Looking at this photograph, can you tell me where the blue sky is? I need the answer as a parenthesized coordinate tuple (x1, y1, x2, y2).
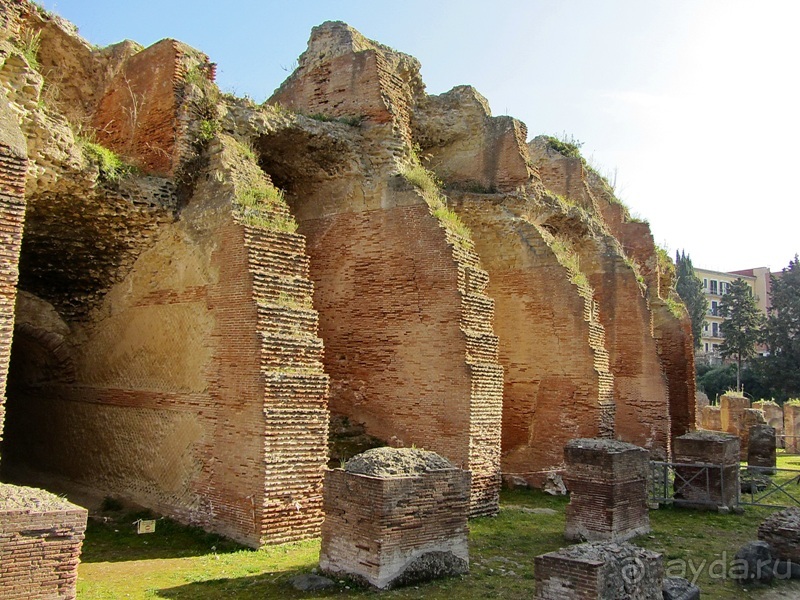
(40, 0, 800, 272)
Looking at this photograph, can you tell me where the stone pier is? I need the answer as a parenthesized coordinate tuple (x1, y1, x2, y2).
(563, 439, 650, 542)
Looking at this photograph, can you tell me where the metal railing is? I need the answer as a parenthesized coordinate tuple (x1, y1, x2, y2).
(740, 465, 800, 508)
(650, 461, 727, 508)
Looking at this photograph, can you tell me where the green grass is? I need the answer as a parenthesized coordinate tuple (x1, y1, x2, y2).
(400, 163, 472, 248)
(81, 140, 135, 182)
(234, 184, 298, 233)
(76, 484, 800, 599)
(18, 30, 41, 70)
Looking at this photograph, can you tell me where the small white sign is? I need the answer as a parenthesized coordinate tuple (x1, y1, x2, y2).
(137, 519, 156, 534)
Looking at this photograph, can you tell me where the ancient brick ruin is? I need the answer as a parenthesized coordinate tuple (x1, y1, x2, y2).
(0, 483, 87, 600)
(673, 431, 740, 509)
(534, 542, 664, 600)
(0, 3, 698, 546)
(563, 439, 650, 542)
(319, 448, 470, 589)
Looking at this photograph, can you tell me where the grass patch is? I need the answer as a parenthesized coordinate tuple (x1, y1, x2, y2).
(18, 29, 41, 70)
(400, 163, 472, 248)
(235, 184, 298, 233)
(665, 296, 685, 319)
(75, 486, 800, 599)
(546, 234, 591, 290)
(306, 113, 364, 127)
(81, 140, 135, 182)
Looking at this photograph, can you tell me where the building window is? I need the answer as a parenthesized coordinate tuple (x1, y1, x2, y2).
(722, 282, 729, 295)
(712, 322, 718, 337)
(711, 300, 718, 316)
(712, 343, 718, 351)
(703, 278, 708, 289)
(705, 343, 709, 352)
(710, 280, 718, 294)
(704, 322, 709, 332)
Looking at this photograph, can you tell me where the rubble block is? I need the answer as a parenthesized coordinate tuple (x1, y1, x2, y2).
(753, 401, 784, 446)
(701, 405, 722, 431)
(0, 484, 88, 600)
(319, 448, 470, 589)
(785, 404, 800, 454)
(563, 439, 650, 542)
(739, 408, 766, 459)
(720, 394, 750, 434)
(673, 431, 739, 509)
(534, 541, 664, 600)
(747, 425, 776, 471)
(758, 508, 800, 563)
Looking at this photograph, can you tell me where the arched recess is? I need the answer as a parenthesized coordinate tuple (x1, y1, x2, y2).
(1, 292, 76, 480)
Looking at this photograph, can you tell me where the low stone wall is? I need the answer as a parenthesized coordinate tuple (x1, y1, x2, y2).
(785, 404, 800, 453)
(720, 394, 750, 435)
(319, 448, 470, 589)
(563, 439, 650, 542)
(0, 484, 87, 600)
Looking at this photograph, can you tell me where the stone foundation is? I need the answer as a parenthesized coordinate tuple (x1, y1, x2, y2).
(534, 542, 664, 600)
(319, 448, 470, 589)
(747, 425, 776, 471)
(0, 484, 87, 600)
(563, 439, 650, 542)
(673, 431, 739, 509)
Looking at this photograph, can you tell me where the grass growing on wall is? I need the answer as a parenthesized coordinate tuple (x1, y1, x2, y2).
(234, 184, 298, 233)
(80, 139, 135, 182)
(400, 163, 472, 246)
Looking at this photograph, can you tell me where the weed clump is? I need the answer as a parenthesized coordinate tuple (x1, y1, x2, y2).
(81, 140, 135, 182)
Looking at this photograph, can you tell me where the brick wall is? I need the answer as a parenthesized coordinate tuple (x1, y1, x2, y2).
(456, 198, 614, 485)
(0, 483, 87, 600)
(720, 394, 750, 434)
(320, 467, 470, 589)
(301, 201, 501, 515)
(7, 186, 328, 546)
(92, 40, 194, 175)
(702, 406, 722, 431)
(0, 112, 27, 462)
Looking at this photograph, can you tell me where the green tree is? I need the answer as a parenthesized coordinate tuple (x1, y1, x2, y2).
(719, 277, 765, 392)
(763, 256, 800, 400)
(675, 250, 708, 348)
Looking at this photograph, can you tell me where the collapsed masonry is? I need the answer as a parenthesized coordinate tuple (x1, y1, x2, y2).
(0, 2, 696, 546)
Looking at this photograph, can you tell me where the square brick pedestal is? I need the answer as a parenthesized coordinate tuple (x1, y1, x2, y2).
(319, 465, 470, 589)
(563, 439, 650, 542)
(0, 484, 88, 600)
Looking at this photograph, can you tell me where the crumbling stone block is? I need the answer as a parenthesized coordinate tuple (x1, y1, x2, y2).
(673, 431, 739, 509)
(319, 448, 470, 589)
(563, 439, 650, 542)
(758, 507, 800, 563)
(739, 408, 766, 459)
(534, 541, 664, 599)
(701, 405, 722, 431)
(720, 393, 750, 434)
(785, 404, 800, 453)
(0, 484, 87, 600)
(748, 425, 776, 471)
(753, 400, 784, 446)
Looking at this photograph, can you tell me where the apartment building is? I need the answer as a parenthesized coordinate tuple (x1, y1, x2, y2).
(694, 266, 771, 359)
